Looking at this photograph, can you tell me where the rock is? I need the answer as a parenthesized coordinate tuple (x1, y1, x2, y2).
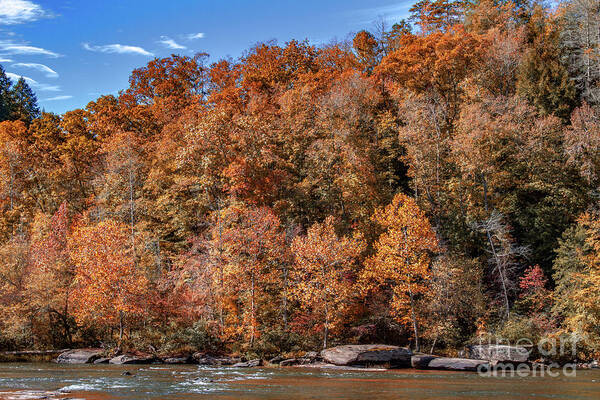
(193, 353, 241, 366)
(466, 344, 529, 364)
(93, 357, 110, 364)
(122, 371, 133, 376)
(320, 344, 412, 367)
(426, 357, 489, 371)
(280, 358, 300, 367)
(590, 360, 599, 369)
(232, 359, 262, 368)
(268, 355, 284, 364)
(411, 355, 439, 369)
(55, 349, 103, 364)
(304, 351, 318, 359)
(109, 354, 155, 364)
(163, 355, 193, 364)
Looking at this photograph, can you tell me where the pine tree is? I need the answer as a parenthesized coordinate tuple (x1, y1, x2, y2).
(0, 65, 14, 122)
(11, 77, 40, 123)
(517, 6, 578, 121)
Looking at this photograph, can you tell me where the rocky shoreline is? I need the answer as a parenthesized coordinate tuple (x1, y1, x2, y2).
(50, 344, 599, 371)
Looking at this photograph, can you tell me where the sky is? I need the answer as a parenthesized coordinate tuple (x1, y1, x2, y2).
(0, 0, 413, 114)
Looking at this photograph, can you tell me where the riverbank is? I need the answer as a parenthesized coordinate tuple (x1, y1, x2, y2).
(1, 362, 599, 400)
(4, 344, 593, 372)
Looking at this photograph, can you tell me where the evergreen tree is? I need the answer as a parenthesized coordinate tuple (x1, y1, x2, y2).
(0, 65, 14, 122)
(517, 6, 578, 121)
(11, 77, 40, 123)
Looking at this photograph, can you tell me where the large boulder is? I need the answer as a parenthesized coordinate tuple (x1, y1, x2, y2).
(411, 354, 439, 369)
(232, 359, 262, 368)
(192, 353, 241, 366)
(163, 355, 193, 364)
(426, 357, 489, 371)
(280, 358, 300, 367)
(109, 354, 156, 364)
(466, 345, 529, 364)
(55, 349, 103, 364)
(320, 345, 412, 367)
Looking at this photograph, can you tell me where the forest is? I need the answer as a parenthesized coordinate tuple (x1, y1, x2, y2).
(0, 0, 599, 362)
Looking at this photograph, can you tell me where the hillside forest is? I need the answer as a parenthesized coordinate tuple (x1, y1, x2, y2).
(1, 0, 600, 360)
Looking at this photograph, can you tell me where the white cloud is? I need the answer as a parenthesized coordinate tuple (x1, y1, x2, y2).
(42, 95, 72, 101)
(351, 3, 412, 25)
(158, 36, 186, 50)
(186, 32, 205, 40)
(0, 57, 11, 62)
(12, 62, 58, 78)
(6, 71, 34, 84)
(83, 43, 153, 57)
(0, 41, 60, 57)
(6, 71, 60, 91)
(0, 0, 50, 25)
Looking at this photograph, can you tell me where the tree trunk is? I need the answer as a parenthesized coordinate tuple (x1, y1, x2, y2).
(250, 272, 255, 346)
(282, 266, 288, 331)
(323, 298, 329, 350)
(119, 311, 124, 344)
(409, 289, 420, 352)
(128, 164, 136, 258)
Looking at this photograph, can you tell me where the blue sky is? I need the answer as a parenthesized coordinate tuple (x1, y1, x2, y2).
(0, 0, 412, 114)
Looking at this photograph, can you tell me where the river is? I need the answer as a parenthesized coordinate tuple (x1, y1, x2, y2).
(0, 363, 598, 399)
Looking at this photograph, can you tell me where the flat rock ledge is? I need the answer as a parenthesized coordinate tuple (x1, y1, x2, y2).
(233, 359, 262, 368)
(55, 348, 103, 364)
(320, 344, 412, 367)
(413, 355, 490, 371)
(109, 354, 156, 364)
(465, 344, 530, 364)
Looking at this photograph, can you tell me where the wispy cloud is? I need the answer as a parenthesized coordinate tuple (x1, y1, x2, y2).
(42, 94, 72, 101)
(350, 2, 412, 25)
(0, 40, 60, 57)
(83, 42, 153, 56)
(0, 0, 51, 25)
(186, 32, 205, 40)
(12, 62, 58, 78)
(0, 57, 11, 62)
(158, 36, 186, 50)
(6, 71, 60, 91)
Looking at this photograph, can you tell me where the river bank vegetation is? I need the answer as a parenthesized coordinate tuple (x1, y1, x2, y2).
(1, 0, 600, 362)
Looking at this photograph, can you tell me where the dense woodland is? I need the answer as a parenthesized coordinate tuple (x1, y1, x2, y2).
(1, 0, 600, 360)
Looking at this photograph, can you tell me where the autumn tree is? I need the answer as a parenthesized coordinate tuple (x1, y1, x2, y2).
(69, 219, 148, 343)
(426, 254, 486, 352)
(27, 203, 75, 346)
(361, 193, 439, 351)
(291, 216, 365, 349)
(561, 0, 600, 104)
(218, 205, 285, 346)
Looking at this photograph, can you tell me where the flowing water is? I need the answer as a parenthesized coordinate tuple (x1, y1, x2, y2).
(0, 363, 598, 399)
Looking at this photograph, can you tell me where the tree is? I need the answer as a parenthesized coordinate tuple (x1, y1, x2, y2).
(353, 30, 380, 73)
(218, 205, 285, 346)
(69, 219, 148, 343)
(516, 265, 553, 333)
(0, 65, 14, 122)
(10, 77, 40, 123)
(561, 0, 600, 104)
(409, 0, 464, 34)
(27, 203, 75, 346)
(427, 254, 486, 352)
(291, 216, 365, 349)
(361, 193, 439, 351)
(565, 103, 600, 187)
(552, 213, 600, 355)
(517, 6, 578, 121)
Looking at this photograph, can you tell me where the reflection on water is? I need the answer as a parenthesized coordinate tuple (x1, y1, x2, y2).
(0, 363, 598, 399)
